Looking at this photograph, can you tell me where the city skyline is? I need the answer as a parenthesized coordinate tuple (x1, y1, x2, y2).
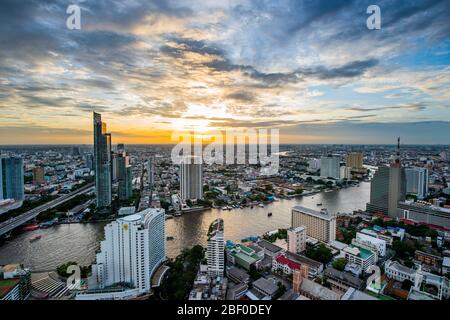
(1, 0, 449, 145)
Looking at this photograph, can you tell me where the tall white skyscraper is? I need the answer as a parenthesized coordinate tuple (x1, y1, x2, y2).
(93, 112, 112, 210)
(89, 208, 166, 294)
(405, 167, 429, 199)
(180, 156, 203, 201)
(207, 219, 224, 278)
(320, 156, 341, 179)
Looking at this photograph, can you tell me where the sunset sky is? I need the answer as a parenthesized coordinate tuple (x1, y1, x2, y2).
(0, 0, 449, 145)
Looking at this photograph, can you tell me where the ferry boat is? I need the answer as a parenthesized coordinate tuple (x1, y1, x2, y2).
(258, 204, 264, 208)
(23, 224, 40, 231)
(317, 203, 323, 207)
(166, 236, 174, 241)
(267, 212, 273, 217)
(29, 235, 42, 242)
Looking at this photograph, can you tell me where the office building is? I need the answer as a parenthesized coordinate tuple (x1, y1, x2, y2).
(340, 166, 352, 180)
(93, 112, 112, 210)
(207, 219, 225, 278)
(32, 166, 45, 185)
(320, 156, 340, 179)
(343, 245, 376, 274)
(346, 152, 363, 170)
(405, 167, 429, 199)
(180, 156, 203, 201)
(0, 157, 24, 202)
(287, 226, 306, 254)
(117, 152, 133, 201)
(355, 232, 386, 257)
(88, 208, 166, 295)
(307, 159, 321, 172)
(367, 138, 406, 217)
(291, 206, 336, 243)
(397, 200, 450, 229)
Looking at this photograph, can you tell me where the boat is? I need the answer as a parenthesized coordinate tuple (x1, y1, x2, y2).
(165, 215, 174, 220)
(166, 236, 174, 241)
(29, 235, 42, 242)
(267, 212, 273, 217)
(258, 204, 264, 208)
(23, 224, 40, 231)
(317, 203, 323, 207)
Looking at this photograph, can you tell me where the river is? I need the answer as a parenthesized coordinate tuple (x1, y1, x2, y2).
(0, 182, 370, 271)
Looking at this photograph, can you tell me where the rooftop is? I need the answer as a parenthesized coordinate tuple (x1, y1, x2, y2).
(0, 278, 20, 299)
(275, 255, 301, 270)
(252, 277, 278, 296)
(257, 240, 283, 254)
(345, 245, 374, 260)
(292, 205, 335, 221)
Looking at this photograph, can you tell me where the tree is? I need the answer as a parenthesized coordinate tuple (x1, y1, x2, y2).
(305, 244, 333, 264)
(332, 258, 347, 271)
(401, 279, 414, 291)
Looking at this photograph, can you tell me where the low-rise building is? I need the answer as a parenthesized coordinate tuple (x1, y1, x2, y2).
(343, 245, 376, 274)
(324, 268, 364, 292)
(287, 226, 306, 254)
(272, 255, 301, 275)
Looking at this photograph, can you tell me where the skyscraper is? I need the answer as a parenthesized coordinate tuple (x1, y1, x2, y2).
(320, 155, 341, 179)
(88, 208, 166, 294)
(32, 166, 45, 185)
(118, 152, 133, 201)
(405, 167, 429, 199)
(180, 156, 203, 201)
(207, 219, 224, 278)
(93, 112, 112, 210)
(291, 206, 336, 243)
(346, 152, 363, 170)
(367, 138, 406, 217)
(0, 157, 24, 202)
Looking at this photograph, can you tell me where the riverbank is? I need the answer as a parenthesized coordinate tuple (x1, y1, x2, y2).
(0, 182, 371, 271)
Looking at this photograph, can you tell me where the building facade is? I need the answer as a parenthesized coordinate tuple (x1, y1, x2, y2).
(287, 226, 306, 254)
(405, 167, 429, 199)
(291, 206, 336, 243)
(89, 208, 166, 295)
(117, 152, 133, 201)
(93, 112, 112, 210)
(207, 219, 225, 278)
(320, 156, 340, 179)
(180, 156, 203, 201)
(0, 157, 24, 202)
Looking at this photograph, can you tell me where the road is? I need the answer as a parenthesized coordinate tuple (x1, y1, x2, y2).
(0, 183, 95, 236)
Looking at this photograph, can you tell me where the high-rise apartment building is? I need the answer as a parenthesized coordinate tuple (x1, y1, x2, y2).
(320, 156, 341, 179)
(287, 226, 306, 254)
(367, 138, 406, 217)
(32, 166, 45, 185)
(89, 208, 166, 294)
(346, 152, 363, 169)
(118, 152, 133, 201)
(207, 219, 225, 278)
(93, 112, 112, 210)
(405, 167, 429, 199)
(291, 206, 336, 243)
(0, 157, 24, 202)
(180, 156, 203, 201)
